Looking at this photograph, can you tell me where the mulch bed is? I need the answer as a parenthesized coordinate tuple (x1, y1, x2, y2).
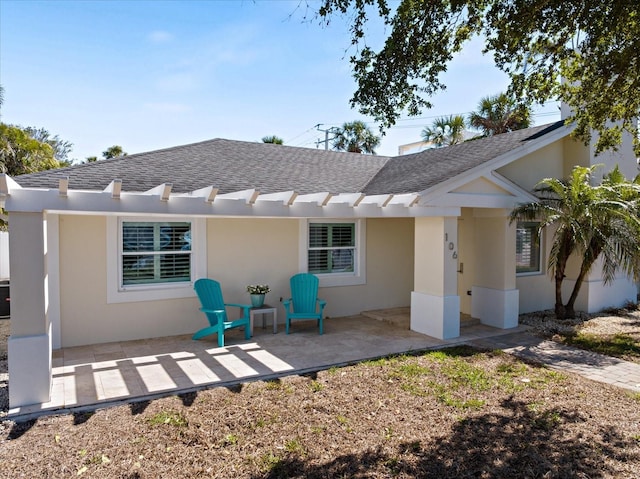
(1, 346, 638, 478)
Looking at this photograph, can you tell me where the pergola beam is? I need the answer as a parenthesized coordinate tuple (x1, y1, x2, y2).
(103, 179, 122, 199)
(144, 183, 172, 201)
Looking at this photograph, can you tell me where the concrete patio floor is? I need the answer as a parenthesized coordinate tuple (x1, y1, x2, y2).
(9, 312, 528, 419)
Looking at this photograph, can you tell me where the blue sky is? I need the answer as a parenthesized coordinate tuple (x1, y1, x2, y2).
(1, 0, 560, 161)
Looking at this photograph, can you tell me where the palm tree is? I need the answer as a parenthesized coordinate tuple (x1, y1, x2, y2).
(421, 115, 466, 147)
(510, 165, 640, 319)
(102, 145, 127, 159)
(469, 93, 532, 136)
(332, 120, 380, 154)
(262, 135, 284, 145)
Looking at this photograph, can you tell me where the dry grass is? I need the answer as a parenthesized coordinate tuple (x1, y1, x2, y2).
(520, 305, 640, 363)
(1, 316, 639, 477)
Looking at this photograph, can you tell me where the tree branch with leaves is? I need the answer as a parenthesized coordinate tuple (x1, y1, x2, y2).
(317, 0, 640, 153)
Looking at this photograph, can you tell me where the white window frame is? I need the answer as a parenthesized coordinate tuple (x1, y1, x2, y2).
(106, 216, 206, 303)
(299, 219, 366, 287)
(516, 221, 543, 276)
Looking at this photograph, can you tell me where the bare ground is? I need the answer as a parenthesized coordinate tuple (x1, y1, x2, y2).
(0, 315, 639, 478)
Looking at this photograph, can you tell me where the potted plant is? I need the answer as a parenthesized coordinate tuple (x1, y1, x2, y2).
(246, 284, 270, 307)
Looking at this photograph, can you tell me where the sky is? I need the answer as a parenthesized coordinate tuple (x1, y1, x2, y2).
(0, 0, 561, 162)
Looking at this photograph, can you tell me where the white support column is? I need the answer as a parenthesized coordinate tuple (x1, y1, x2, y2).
(8, 212, 52, 407)
(411, 217, 460, 339)
(46, 214, 61, 349)
(471, 210, 519, 329)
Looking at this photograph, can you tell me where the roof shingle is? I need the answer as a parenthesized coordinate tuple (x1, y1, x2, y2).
(15, 121, 566, 195)
(362, 121, 566, 194)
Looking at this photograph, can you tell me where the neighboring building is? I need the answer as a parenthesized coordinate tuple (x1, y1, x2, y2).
(398, 140, 433, 155)
(398, 131, 477, 155)
(2, 114, 637, 408)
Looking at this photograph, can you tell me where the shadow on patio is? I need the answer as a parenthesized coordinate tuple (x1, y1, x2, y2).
(8, 311, 528, 419)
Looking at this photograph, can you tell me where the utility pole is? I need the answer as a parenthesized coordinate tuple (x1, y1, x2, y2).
(315, 124, 338, 150)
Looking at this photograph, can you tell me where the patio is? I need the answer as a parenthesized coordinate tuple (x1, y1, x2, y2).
(8, 310, 527, 419)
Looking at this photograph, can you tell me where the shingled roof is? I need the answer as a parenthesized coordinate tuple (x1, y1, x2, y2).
(362, 121, 566, 195)
(14, 140, 392, 195)
(15, 121, 566, 195)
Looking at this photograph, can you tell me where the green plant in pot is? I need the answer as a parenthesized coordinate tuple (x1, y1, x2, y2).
(247, 284, 270, 307)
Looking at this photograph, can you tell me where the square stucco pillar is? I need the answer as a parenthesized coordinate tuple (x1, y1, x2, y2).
(470, 211, 519, 329)
(411, 217, 460, 339)
(8, 212, 52, 408)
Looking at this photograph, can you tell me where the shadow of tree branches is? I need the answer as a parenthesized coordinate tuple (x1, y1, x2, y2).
(252, 397, 637, 478)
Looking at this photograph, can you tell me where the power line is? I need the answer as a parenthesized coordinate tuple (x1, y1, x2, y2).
(285, 125, 317, 145)
(291, 104, 562, 149)
(314, 124, 339, 150)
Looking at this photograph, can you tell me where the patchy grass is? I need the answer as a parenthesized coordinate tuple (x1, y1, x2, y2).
(147, 410, 188, 428)
(521, 305, 640, 363)
(563, 332, 640, 359)
(1, 346, 637, 478)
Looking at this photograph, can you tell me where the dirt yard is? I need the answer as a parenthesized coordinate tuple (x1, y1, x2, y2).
(0, 312, 639, 478)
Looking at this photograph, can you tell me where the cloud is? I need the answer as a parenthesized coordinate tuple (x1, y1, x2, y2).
(148, 30, 174, 44)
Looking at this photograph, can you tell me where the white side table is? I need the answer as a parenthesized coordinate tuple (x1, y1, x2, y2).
(249, 304, 278, 334)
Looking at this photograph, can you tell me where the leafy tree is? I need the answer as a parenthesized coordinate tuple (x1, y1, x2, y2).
(332, 120, 381, 154)
(510, 165, 640, 319)
(262, 135, 284, 144)
(317, 0, 640, 153)
(469, 93, 531, 137)
(0, 123, 61, 176)
(85, 156, 98, 163)
(102, 145, 127, 159)
(421, 115, 466, 147)
(23, 126, 73, 166)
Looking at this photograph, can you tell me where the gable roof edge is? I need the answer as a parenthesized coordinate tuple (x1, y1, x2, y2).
(417, 123, 574, 200)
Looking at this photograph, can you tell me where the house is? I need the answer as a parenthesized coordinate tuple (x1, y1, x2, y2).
(2, 114, 638, 409)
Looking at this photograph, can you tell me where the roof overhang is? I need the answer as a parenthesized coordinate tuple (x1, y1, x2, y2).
(0, 175, 461, 219)
(419, 171, 539, 209)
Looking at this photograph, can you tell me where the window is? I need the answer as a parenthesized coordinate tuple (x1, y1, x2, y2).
(300, 219, 366, 287)
(122, 222, 192, 285)
(308, 223, 355, 274)
(106, 217, 206, 303)
(516, 222, 541, 274)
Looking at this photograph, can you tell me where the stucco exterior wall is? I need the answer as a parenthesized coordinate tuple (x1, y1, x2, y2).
(206, 217, 413, 318)
(324, 218, 414, 316)
(500, 135, 635, 192)
(58, 215, 204, 347)
(497, 141, 564, 192)
(472, 213, 516, 291)
(586, 129, 638, 181)
(0, 230, 9, 280)
(516, 222, 638, 314)
(456, 209, 476, 314)
(205, 218, 299, 313)
(562, 136, 591, 174)
(57, 215, 414, 347)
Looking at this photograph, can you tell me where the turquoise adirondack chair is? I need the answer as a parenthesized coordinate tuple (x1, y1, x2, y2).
(193, 278, 251, 347)
(283, 273, 327, 334)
